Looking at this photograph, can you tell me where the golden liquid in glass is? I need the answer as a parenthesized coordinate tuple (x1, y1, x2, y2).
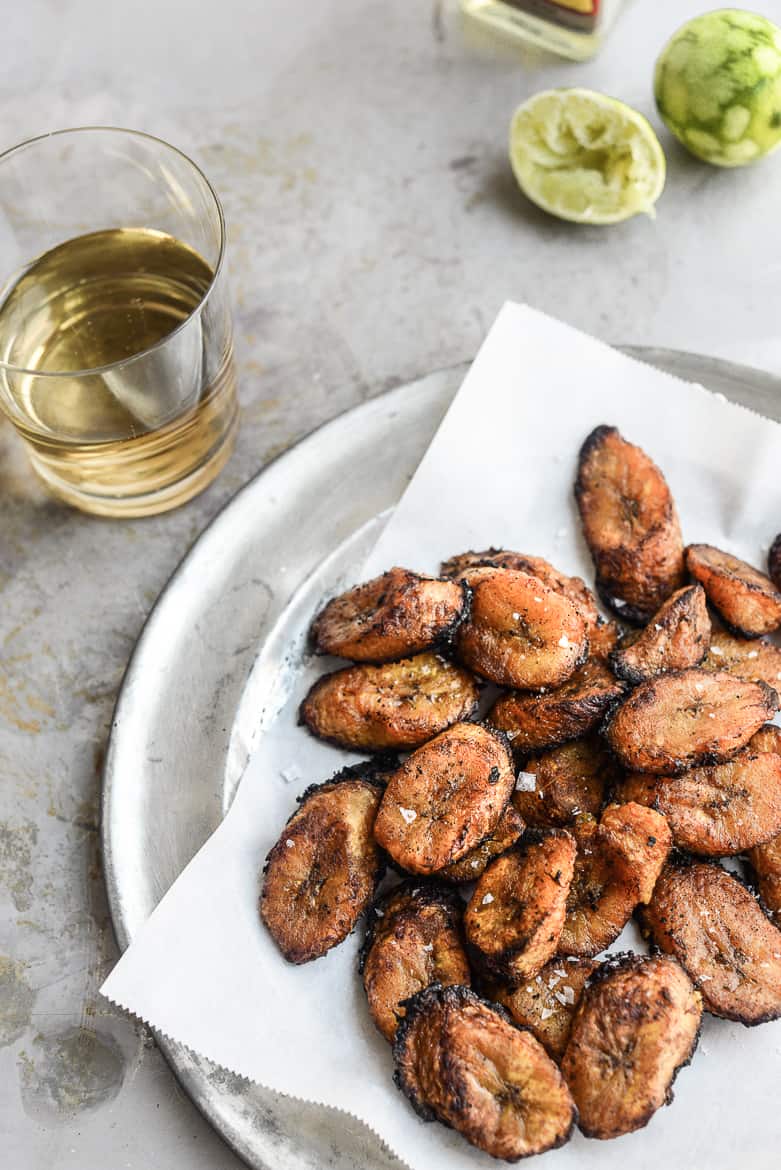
(0, 227, 237, 516)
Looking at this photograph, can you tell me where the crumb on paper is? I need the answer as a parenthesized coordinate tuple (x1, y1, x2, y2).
(280, 765, 302, 785)
(516, 772, 537, 792)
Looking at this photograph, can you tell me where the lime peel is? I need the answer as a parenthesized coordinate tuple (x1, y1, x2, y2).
(509, 88, 666, 225)
(655, 9, 781, 167)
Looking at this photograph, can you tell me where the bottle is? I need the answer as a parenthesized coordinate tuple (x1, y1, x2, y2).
(461, 0, 624, 62)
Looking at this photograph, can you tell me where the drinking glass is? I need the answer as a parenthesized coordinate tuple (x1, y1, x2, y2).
(0, 127, 238, 517)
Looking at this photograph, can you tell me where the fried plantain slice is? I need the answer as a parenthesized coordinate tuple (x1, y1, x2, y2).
(464, 831, 576, 984)
(441, 548, 600, 630)
(748, 834, 781, 924)
(311, 567, 468, 662)
(511, 736, 617, 828)
(393, 984, 576, 1159)
(616, 750, 781, 857)
(559, 804, 671, 957)
(749, 722, 781, 753)
(610, 585, 711, 685)
(260, 766, 386, 963)
(455, 569, 588, 690)
(361, 881, 470, 1042)
(587, 619, 622, 661)
(604, 668, 779, 775)
(373, 722, 515, 875)
(770, 534, 781, 592)
(437, 803, 526, 883)
(490, 957, 598, 1061)
(702, 629, 781, 690)
(490, 655, 626, 754)
(300, 652, 480, 751)
(575, 425, 685, 624)
(561, 953, 701, 1140)
(686, 544, 781, 638)
(640, 861, 781, 1025)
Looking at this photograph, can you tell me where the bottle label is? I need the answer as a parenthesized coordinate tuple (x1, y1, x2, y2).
(503, 0, 600, 32)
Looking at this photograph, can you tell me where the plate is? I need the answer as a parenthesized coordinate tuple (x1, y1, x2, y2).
(102, 350, 781, 1170)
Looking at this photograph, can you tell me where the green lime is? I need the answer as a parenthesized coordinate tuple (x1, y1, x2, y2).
(509, 88, 666, 225)
(655, 9, 781, 166)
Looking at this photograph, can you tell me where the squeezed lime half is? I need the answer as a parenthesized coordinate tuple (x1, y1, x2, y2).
(655, 9, 781, 167)
(509, 88, 666, 225)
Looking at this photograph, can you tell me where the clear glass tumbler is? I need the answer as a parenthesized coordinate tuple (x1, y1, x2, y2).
(0, 127, 238, 517)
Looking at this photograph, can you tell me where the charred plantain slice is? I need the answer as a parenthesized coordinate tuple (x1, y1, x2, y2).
(311, 567, 468, 663)
(561, 953, 701, 1140)
(748, 833, 781, 924)
(490, 656, 626, 755)
(686, 543, 781, 638)
(640, 861, 781, 1025)
(604, 668, 779, 775)
(455, 569, 588, 690)
(438, 803, 526, 883)
(260, 766, 386, 963)
(464, 831, 576, 984)
(575, 425, 685, 623)
(559, 804, 671, 957)
(512, 735, 617, 828)
(769, 534, 781, 592)
(393, 984, 576, 1159)
(361, 881, 470, 1043)
(610, 585, 711, 685)
(490, 957, 598, 1062)
(617, 749, 781, 857)
(300, 652, 480, 751)
(441, 548, 600, 630)
(373, 722, 515, 875)
(702, 629, 781, 690)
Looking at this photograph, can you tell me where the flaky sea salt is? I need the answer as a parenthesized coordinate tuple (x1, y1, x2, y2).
(540, 1007, 555, 1020)
(482, 893, 494, 906)
(710, 645, 724, 656)
(516, 772, 536, 792)
(558, 635, 572, 649)
(285, 839, 295, 848)
(399, 807, 417, 824)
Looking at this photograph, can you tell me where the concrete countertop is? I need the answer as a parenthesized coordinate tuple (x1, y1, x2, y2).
(2, 2, 780, 1167)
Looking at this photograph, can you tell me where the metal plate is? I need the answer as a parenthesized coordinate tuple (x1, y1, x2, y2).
(103, 350, 780, 1170)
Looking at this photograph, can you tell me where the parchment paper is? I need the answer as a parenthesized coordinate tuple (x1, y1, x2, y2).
(103, 303, 781, 1170)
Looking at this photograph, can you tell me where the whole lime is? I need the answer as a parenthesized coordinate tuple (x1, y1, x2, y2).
(654, 9, 781, 166)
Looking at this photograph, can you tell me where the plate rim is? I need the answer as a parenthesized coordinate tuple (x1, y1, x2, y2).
(101, 346, 781, 1170)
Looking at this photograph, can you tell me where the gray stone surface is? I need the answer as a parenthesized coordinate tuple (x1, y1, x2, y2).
(1, 2, 780, 1168)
